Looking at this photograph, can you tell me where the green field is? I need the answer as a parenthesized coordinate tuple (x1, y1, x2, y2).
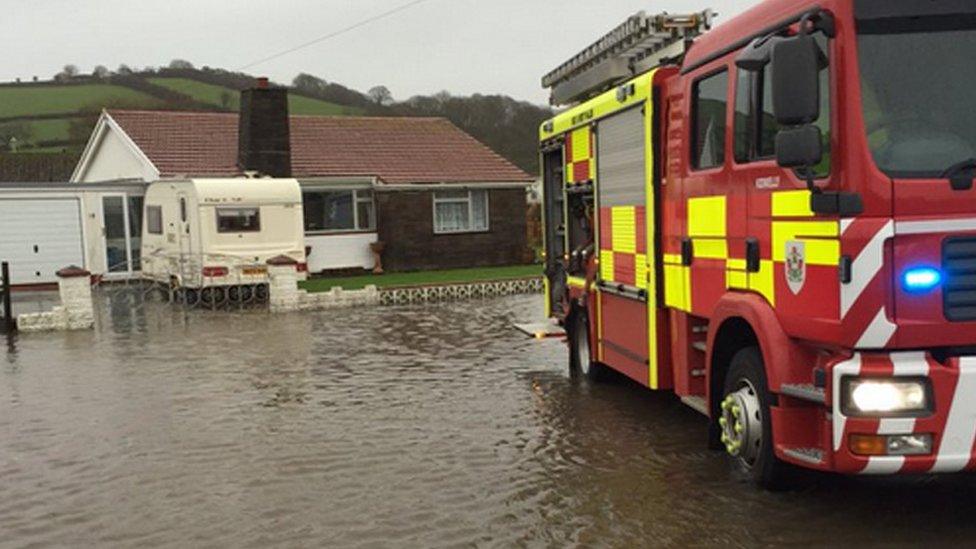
(149, 77, 362, 115)
(148, 77, 240, 109)
(300, 264, 542, 292)
(288, 94, 361, 116)
(0, 84, 161, 118)
(0, 117, 88, 148)
(27, 117, 85, 143)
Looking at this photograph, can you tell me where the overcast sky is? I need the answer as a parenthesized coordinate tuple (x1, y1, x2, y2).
(5, 0, 757, 105)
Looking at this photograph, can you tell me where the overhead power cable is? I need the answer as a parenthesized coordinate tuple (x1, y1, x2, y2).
(237, 0, 432, 70)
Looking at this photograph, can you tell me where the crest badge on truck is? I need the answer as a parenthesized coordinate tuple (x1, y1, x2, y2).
(785, 240, 806, 295)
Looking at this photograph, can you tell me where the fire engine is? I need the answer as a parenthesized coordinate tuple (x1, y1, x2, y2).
(539, 0, 976, 487)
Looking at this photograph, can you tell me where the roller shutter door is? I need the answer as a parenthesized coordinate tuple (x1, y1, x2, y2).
(0, 198, 85, 284)
(597, 107, 647, 206)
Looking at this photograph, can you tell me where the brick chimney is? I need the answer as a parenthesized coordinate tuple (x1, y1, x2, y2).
(238, 77, 292, 177)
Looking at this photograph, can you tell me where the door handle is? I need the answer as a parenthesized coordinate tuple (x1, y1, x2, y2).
(681, 238, 693, 266)
(746, 238, 760, 273)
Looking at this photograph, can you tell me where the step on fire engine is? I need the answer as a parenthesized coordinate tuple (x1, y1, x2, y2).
(540, 0, 976, 486)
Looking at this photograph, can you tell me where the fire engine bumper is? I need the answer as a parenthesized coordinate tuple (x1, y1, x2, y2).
(827, 352, 976, 475)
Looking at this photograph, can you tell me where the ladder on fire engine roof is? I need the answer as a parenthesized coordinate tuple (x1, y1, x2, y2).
(542, 9, 716, 106)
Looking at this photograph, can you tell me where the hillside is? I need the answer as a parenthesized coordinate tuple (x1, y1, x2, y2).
(0, 65, 551, 180)
(0, 69, 359, 155)
(147, 78, 363, 116)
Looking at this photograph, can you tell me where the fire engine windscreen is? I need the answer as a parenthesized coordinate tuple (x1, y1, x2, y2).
(856, 9, 976, 178)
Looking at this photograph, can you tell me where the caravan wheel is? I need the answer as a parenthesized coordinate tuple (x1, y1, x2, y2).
(201, 287, 226, 306)
(181, 288, 200, 306)
(239, 285, 255, 303)
(254, 284, 269, 302)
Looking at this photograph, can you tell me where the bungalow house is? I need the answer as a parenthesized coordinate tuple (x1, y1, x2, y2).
(70, 82, 534, 275)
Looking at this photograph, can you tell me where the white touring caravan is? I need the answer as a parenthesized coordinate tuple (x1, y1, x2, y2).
(141, 178, 306, 303)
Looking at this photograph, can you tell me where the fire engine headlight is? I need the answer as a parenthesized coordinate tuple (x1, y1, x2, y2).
(842, 378, 931, 416)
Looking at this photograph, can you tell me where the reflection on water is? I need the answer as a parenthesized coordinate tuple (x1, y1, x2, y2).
(2, 292, 976, 547)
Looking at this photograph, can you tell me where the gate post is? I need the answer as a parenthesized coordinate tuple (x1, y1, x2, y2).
(1, 261, 12, 333)
(56, 266, 94, 330)
(267, 255, 301, 313)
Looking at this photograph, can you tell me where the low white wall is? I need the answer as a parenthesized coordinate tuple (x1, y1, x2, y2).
(305, 232, 377, 272)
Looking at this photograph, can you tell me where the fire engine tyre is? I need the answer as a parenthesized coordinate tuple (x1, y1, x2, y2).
(569, 311, 606, 382)
(721, 347, 789, 489)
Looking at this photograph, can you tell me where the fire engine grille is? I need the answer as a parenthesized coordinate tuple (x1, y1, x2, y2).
(943, 237, 976, 321)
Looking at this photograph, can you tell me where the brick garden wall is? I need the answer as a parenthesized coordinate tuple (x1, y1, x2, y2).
(376, 188, 528, 272)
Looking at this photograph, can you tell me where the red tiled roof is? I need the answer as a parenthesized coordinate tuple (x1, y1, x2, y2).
(106, 110, 533, 184)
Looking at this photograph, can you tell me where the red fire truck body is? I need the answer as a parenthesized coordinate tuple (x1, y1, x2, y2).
(540, 0, 976, 484)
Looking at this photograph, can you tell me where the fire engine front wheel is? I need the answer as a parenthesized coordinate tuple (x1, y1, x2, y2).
(569, 311, 605, 381)
(720, 347, 788, 489)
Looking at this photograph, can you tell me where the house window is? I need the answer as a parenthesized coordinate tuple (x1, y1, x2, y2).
(146, 205, 163, 235)
(216, 207, 261, 233)
(302, 190, 375, 233)
(433, 190, 489, 234)
(691, 70, 729, 170)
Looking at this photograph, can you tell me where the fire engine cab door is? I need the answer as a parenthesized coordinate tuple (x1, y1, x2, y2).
(595, 106, 654, 386)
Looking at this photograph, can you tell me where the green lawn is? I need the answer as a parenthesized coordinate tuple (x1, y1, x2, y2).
(300, 264, 542, 292)
(148, 77, 362, 115)
(0, 84, 161, 117)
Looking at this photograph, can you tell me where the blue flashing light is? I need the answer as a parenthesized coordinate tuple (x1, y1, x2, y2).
(903, 267, 942, 293)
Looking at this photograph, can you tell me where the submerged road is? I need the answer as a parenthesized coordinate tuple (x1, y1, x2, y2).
(1, 292, 975, 547)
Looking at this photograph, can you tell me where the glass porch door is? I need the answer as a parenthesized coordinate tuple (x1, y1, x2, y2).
(101, 194, 144, 277)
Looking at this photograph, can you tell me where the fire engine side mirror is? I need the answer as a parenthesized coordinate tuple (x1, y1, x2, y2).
(735, 35, 783, 72)
(776, 125, 822, 169)
(770, 34, 820, 126)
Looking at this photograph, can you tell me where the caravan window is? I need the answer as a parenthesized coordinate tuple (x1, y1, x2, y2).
(146, 205, 163, 235)
(216, 207, 261, 233)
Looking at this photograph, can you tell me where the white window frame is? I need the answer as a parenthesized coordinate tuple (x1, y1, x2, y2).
(303, 189, 376, 234)
(432, 189, 490, 234)
(354, 190, 375, 232)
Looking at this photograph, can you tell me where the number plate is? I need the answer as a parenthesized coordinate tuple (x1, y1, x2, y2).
(242, 266, 267, 276)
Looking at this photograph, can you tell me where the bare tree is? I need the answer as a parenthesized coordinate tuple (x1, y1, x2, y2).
(116, 64, 133, 75)
(292, 73, 327, 93)
(433, 90, 452, 104)
(93, 65, 111, 79)
(168, 59, 194, 70)
(368, 85, 394, 106)
(55, 64, 79, 82)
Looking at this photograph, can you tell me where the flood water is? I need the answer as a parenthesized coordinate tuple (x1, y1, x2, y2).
(3, 292, 976, 547)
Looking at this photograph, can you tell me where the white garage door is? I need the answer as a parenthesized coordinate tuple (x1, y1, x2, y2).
(0, 198, 85, 285)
